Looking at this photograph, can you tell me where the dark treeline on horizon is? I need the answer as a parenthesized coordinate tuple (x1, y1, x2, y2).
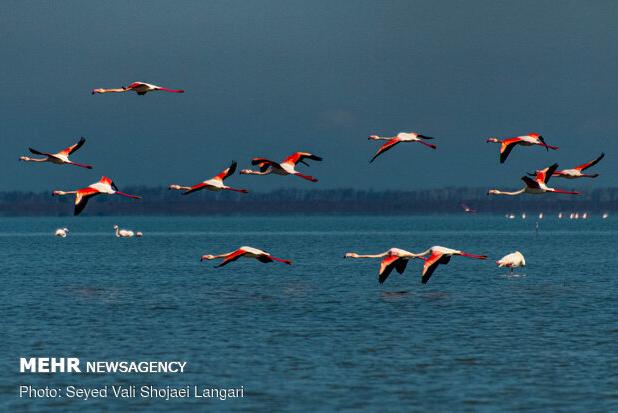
(1, 187, 617, 216)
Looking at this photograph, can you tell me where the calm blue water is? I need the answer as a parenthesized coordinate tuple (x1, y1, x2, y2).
(1, 216, 617, 412)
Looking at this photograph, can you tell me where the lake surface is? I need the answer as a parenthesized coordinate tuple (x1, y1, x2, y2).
(1, 215, 617, 412)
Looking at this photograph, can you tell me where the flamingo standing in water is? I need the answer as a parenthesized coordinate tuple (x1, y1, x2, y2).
(201, 246, 292, 267)
(344, 248, 425, 284)
(486, 133, 558, 163)
(240, 152, 322, 182)
(169, 161, 248, 195)
(368, 132, 436, 163)
(52, 176, 141, 215)
(19, 137, 92, 169)
(92, 82, 184, 95)
(415, 246, 488, 284)
(540, 153, 604, 179)
(496, 251, 526, 272)
(487, 164, 580, 196)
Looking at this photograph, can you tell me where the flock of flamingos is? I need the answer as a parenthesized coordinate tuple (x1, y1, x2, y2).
(19, 81, 607, 284)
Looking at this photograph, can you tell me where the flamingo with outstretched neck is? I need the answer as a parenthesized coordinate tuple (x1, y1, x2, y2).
(533, 153, 605, 179)
(486, 133, 558, 163)
(19, 137, 92, 169)
(169, 161, 248, 194)
(92, 81, 184, 95)
(344, 248, 425, 284)
(368, 132, 436, 163)
(240, 152, 322, 182)
(52, 176, 141, 215)
(201, 246, 292, 267)
(488, 164, 580, 196)
(415, 246, 488, 284)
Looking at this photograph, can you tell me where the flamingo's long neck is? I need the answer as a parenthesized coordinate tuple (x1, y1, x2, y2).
(415, 249, 434, 257)
(210, 251, 235, 259)
(169, 185, 192, 191)
(241, 169, 270, 176)
(493, 188, 526, 196)
(20, 156, 47, 162)
(345, 252, 388, 259)
(53, 190, 77, 196)
(95, 88, 128, 94)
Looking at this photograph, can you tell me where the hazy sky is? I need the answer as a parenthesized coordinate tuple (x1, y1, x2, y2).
(1, 0, 616, 192)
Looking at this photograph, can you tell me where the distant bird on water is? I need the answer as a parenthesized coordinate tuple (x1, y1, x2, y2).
(414, 246, 488, 284)
(92, 81, 184, 95)
(113, 225, 135, 238)
(535, 153, 604, 179)
(240, 152, 322, 182)
(169, 161, 248, 195)
(486, 133, 558, 163)
(19, 137, 92, 169)
(201, 246, 292, 267)
(496, 251, 526, 272)
(487, 164, 580, 196)
(461, 203, 476, 213)
(344, 248, 426, 284)
(368, 132, 436, 163)
(55, 228, 69, 237)
(52, 176, 141, 216)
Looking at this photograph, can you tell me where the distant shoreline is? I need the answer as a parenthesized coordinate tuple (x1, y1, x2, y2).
(1, 187, 616, 216)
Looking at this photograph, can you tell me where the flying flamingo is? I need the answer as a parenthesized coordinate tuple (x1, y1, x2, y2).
(531, 153, 604, 179)
(368, 132, 436, 163)
(486, 133, 558, 163)
(19, 137, 92, 169)
(201, 246, 292, 267)
(496, 251, 526, 272)
(55, 228, 69, 237)
(415, 246, 488, 284)
(344, 248, 425, 284)
(52, 176, 141, 215)
(240, 152, 322, 182)
(113, 225, 135, 238)
(487, 164, 580, 196)
(92, 81, 184, 95)
(169, 161, 248, 195)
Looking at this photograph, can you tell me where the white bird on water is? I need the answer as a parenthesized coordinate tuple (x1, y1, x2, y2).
(55, 228, 69, 237)
(114, 225, 135, 238)
(496, 251, 526, 272)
